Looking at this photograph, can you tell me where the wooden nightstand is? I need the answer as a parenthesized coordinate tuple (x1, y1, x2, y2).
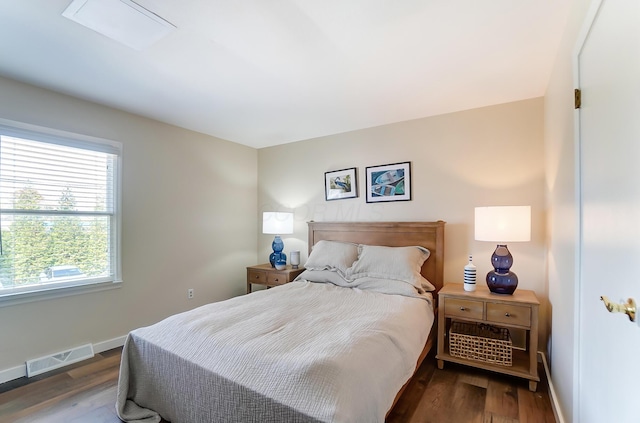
(436, 284, 540, 391)
(246, 264, 305, 294)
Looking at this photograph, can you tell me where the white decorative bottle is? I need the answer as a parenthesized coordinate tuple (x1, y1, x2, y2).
(464, 254, 477, 292)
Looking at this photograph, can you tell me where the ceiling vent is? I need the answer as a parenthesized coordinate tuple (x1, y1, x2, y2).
(62, 0, 176, 50)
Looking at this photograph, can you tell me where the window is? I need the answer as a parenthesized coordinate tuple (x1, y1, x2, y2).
(0, 120, 121, 305)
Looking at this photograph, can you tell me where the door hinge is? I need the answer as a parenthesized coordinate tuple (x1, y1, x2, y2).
(575, 88, 581, 109)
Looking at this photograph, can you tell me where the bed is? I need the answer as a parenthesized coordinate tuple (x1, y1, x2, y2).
(116, 221, 445, 423)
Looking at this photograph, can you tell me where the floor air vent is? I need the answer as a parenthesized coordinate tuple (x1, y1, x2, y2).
(26, 343, 94, 377)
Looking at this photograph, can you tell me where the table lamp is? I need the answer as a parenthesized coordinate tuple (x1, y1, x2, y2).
(475, 206, 531, 294)
(262, 212, 294, 267)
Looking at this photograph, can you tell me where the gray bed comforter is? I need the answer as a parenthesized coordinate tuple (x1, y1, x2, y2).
(116, 280, 433, 423)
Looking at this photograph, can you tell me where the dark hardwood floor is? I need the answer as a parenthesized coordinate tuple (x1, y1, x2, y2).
(387, 354, 556, 423)
(0, 348, 556, 423)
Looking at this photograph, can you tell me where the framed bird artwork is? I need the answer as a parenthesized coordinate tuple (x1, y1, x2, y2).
(325, 167, 358, 201)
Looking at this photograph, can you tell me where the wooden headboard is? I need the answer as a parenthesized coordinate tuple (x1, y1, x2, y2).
(307, 221, 446, 295)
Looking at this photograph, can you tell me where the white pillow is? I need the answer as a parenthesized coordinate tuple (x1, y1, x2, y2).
(304, 240, 359, 274)
(346, 244, 435, 291)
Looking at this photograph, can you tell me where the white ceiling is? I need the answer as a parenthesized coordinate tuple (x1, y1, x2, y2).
(0, 0, 571, 149)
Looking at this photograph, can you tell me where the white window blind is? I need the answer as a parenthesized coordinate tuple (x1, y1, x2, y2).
(0, 121, 121, 304)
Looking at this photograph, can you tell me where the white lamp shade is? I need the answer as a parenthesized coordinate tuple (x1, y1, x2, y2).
(262, 212, 294, 235)
(475, 206, 531, 242)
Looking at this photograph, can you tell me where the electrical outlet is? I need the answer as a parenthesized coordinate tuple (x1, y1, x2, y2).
(187, 288, 194, 299)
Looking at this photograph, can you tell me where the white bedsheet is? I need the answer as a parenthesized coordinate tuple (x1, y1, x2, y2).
(117, 280, 434, 422)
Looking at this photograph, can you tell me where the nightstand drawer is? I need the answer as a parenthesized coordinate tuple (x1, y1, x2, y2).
(246, 264, 305, 294)
(487, 303, 531, 327)
(247, 269, 267, 284)
(445, 298, 483, 320)
(266, 273, 288, 286)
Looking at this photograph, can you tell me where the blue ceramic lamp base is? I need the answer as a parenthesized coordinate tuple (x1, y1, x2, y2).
(486, 271, 519, 294)
(486, 244, 518, 295)
(269, 235, 287, 268)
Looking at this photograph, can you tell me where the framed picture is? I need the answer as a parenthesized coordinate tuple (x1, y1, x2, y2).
(365, 162, 411, 203)
(325, 167, 358, 201)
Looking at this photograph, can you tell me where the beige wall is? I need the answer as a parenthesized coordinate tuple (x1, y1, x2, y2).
(544, 0, 591, 421)
(0, 76, 258, 372)
(258, 98, 548, 346)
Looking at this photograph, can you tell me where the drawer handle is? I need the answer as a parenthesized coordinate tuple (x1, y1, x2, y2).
(460, 307, 467, 311)
(254, 275, 260, 279)
(505, 312, 511, 317)
(274, 278, 279, 282)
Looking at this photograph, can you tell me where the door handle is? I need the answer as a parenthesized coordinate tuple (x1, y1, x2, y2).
(600, 296, 636, 322)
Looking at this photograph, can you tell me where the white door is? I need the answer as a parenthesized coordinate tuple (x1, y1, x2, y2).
(577, 1, 640, 422)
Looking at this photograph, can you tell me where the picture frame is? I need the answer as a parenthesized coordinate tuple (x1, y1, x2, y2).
(365, 162, 411, 203)
(324, 167, 358, 201)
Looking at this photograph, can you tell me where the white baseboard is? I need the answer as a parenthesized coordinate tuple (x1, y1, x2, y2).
(539, 351, 565, 423)
(94, 335, 127, 354)
(0, 335, 127, 385)
(0, 365, 27, 385)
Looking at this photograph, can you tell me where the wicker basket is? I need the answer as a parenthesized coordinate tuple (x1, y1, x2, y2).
(449, 321, 512, 366)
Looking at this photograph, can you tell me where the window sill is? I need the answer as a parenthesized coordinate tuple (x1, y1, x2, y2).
(0, 280, 122, 308)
